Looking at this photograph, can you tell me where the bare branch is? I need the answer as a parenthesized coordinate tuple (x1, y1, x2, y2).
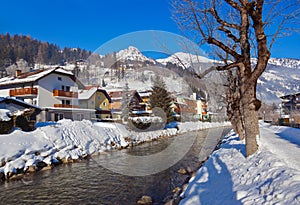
(225, 0, 242, 11)
(216, 62, 241, 71)
(207, 36, 241, 59)
(193, 65, 217, 79)
(218, 26, 240, 43)
(209, 7, 241, 29)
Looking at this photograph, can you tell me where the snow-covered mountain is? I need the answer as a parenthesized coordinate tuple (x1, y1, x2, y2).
(257, 63, 300, 103)
(83, 46, 300, 104)
(268, 58, 300, 69)
(116, 46, 156, 64)
(157, 52, 300, 103)
(157, 52, 215, 69)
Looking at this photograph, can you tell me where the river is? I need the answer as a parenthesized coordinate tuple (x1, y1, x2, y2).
(0, 127, 230, 204)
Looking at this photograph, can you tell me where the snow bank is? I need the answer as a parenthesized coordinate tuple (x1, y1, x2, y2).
(180, 123, 300, 205)
(0, 119, 230, 179)
(0, 120, 128, 177)
(128, 121, 230, 144)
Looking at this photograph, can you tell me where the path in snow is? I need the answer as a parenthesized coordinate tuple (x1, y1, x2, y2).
(259, 122, 300, 171)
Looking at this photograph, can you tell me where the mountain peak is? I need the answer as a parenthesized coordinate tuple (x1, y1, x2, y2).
(116, 46, 156, 63)
(157, 52, 215, 69)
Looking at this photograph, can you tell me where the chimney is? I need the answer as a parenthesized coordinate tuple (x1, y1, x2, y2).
(15, 69, 22, 77)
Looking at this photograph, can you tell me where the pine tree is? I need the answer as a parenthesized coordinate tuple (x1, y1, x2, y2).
(120, 83, 133, 121)
(102, 79, 106, 87)
(150, 75, 174, 124)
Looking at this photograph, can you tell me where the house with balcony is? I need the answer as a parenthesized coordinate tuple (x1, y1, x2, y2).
(78, 86, 112, 120)
(107, 88, 145, 120)
(280, 92, 300, 112)
(0, 67, 95, 121)
(138, 90, 152, 112)
(174, 93, 208, 121)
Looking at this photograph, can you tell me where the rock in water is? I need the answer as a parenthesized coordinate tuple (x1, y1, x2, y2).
(137, 195, 153, 205)
(178, 168, 188, 175)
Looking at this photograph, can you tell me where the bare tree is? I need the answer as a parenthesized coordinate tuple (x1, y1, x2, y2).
(172, 0, 300, 156)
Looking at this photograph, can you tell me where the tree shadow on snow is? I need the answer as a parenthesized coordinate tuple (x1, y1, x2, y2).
(182, 155, 242, 205)
(275, 128, 300, 148)
(221, 135, 247, 157)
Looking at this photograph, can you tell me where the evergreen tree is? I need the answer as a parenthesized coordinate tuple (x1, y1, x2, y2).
(102, 79, 106, 87)
(120, 83, 133, 121)
(149, 75, 174, 124)
(73, 61, 80, 77)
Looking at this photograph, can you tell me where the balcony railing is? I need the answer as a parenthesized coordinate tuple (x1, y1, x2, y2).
(9, 87, 38, 97)
(54, 104, 79, 108)
(53, 90, 78, 98)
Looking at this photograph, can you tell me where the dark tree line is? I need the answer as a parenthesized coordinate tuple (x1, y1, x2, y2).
(0, 33, 91, 68)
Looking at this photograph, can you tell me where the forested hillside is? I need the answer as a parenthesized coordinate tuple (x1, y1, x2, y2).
(0, 33, 91, 67)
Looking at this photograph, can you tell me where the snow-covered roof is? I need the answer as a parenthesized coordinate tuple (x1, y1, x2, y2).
(78, 87, 97, 100)
(0, 97, 42, 110)
(0, 67, 74, 87)
(138, 91, 152, 98)
(78, 87, 111, 102)
(0, 109, 11, 121)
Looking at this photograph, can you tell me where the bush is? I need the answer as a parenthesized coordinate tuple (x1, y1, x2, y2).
(0, 119, 14, 134)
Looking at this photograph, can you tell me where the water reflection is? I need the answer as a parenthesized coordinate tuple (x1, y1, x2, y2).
(0, 128, 230, 205)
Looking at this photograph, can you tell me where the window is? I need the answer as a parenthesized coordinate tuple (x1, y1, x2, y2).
(66, 100, 71, 105)
(103, 102, 107, 106)
(62, 100, 65, 104)
(66, 86, 70, 92)
(61, 85, 65, 91)
(76, 114, 84, 121)
(98, 96, 101, 100)
(92, 101, 94, 105)
(58, 77, 62, 81)
(55, 113, 64, 121)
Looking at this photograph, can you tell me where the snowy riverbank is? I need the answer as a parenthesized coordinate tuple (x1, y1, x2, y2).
(0, 120, 230, 181)
(179, 122, 300, 205)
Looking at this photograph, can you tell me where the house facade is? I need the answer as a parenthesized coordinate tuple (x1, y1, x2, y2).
(78, 87, 112, 120)
(280, 92, 300, 112)
(107, 89, 144, 120)
(0, 68, 95, 121)
(174, 93, 208, 121)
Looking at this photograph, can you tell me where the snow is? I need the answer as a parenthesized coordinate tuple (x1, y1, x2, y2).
(78, 87, 97, 100)
(0, 67, 73, 86)
(0, 120, 229, 177)
(129, 121, 230, 144)
(0, 109, 11, 121)
(180, 122, 300, 205)
(157, 52, 215, 69)
(116, 46, 156, 64)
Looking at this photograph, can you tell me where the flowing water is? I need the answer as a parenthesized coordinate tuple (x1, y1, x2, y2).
(0, 127, 230, 205)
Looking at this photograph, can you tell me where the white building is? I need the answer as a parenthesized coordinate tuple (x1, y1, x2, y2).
(0, 67, 95, 121)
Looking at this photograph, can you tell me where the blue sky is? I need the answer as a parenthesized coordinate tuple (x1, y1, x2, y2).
(0, 0, 299, 59)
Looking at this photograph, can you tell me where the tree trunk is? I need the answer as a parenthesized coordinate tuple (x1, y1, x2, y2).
(241, 83, 260, 157)
(234, 110, 245, 140)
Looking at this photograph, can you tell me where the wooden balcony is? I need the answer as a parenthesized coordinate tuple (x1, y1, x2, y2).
(54, 104, 79, 108)
(9, 87, 38, 97)
(53, 90, 78, 98)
